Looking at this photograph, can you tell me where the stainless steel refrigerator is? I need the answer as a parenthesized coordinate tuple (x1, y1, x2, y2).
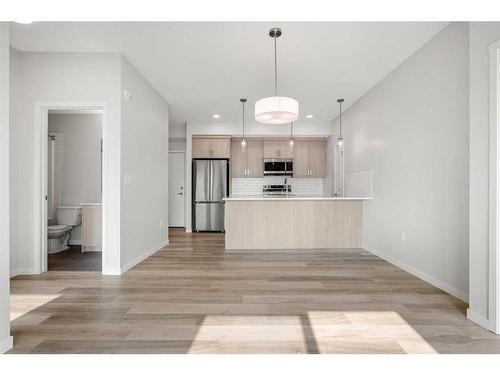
(192, 159, 229, 232)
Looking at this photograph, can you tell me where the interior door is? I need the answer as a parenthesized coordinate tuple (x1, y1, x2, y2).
(168, 152, 185, 227)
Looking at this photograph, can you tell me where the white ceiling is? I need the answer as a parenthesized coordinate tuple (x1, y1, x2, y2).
(10, 22, 448, 129)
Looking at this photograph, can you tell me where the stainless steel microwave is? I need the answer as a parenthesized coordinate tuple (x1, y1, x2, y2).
(263, 159, 294, 176)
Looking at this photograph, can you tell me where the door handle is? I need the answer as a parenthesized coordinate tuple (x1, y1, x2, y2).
(178, 192, 183, 195)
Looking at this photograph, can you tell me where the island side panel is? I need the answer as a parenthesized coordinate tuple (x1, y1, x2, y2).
(225, 199, 363, 250)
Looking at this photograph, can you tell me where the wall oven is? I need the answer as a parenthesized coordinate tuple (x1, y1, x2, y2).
(263, 159, 294, 176)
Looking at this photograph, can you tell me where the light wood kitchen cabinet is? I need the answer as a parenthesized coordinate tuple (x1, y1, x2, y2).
(230, 140, 246, 177)
(81, 204, 102, 252)
(292, 141, 326, 177)
(292, 141, 310, 177)
(230, 139, 263, 177)
(192, 136, 230, 158)
(263, 140, 293, 159)
(308, 141, 326, 177)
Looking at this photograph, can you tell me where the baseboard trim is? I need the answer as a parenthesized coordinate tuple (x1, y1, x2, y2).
(10, 267, 39, 278)
(120, 239, 169, 274)
(467, 308, 492, 331)
(362, 243, 469, 303)
(0, 336, 13, 353)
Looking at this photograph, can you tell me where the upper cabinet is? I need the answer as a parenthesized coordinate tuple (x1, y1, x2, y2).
(263, 140, 293, 159)
(192, 136, 231, 158)
(231, 139, 263, 177)
(292, 141, 326, 177)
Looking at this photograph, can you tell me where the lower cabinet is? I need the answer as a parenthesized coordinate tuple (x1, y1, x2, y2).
(81, 204, 102, 252)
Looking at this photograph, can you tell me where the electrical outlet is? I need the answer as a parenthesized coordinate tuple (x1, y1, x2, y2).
(400, 232, 406, 242)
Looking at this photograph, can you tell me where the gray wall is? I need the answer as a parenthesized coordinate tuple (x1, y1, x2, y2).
(469, 22, 500, 325)
(333, 22, 470, 300)
(120, 56, 169, 271)
(0, 22, 12, 353)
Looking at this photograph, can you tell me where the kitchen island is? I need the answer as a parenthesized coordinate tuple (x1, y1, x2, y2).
(223, 196, 371, 250)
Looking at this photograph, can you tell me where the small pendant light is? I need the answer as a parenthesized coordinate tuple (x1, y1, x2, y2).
(337, 98, 344, 147)
(289, 122, 294, 147)
(240, 98, 247, 148)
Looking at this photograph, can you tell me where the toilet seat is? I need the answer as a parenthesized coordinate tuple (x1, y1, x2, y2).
(48, 224, 69, 232)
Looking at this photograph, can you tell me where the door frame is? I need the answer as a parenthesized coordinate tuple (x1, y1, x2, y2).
(488, 40, 500, 334)
(34, 102, 108, 274)
(168, 150, 186, 228)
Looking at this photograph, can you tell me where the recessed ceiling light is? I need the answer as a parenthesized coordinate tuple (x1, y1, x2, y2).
(212, 114, 221, 119)
(306, 114, 314, 119)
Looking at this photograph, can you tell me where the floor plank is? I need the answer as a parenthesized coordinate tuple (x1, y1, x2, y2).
(8, 228, 500, 354)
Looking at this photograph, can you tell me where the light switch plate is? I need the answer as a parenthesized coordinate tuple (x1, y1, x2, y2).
(124, 174, 132, 185)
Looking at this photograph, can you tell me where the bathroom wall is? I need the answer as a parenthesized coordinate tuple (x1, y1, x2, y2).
(48, 113, 103, 243)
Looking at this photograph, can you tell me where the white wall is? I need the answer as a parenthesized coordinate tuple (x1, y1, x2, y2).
(0, 22, 13, 353)
(469, 22, 500, 328)
(9, 51, 122, 275)
(9, 47, 21, 274)
(48, 113, 102, 242)
(185, 121, 334, 231)
(332, 22, 470, 301)
(120, 56, 169, 272)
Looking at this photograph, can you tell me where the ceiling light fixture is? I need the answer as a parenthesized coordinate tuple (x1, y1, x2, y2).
(337, 98, 344, 147)
(212, 114, 221, 119)
(255, 27, 299, 125)
(289, 122, 294, 147)
(240, 98, 247, 148)
(306, 114, 314, 119)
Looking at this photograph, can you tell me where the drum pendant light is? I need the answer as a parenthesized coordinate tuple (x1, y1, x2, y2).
(255, 28, 299, 124)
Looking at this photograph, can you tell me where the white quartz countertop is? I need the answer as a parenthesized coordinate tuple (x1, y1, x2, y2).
(223, 195, 371, 201)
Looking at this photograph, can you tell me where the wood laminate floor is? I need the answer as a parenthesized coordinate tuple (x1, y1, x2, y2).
(8, 228, 500, 354)
(48, 245, 102, 272)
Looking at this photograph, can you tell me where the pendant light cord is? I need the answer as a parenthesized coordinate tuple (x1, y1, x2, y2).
(274, 33, 278, 96)
(290, 122, 293, 138)
(339, 100, 342, 138)
(240, 98, 247, 141)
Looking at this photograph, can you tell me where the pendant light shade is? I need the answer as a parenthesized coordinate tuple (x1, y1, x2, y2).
(255, 27, 299, 125)
(255, 96, 299, 124)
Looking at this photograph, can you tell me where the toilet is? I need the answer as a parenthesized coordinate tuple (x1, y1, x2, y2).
(47, 206, 82, 254)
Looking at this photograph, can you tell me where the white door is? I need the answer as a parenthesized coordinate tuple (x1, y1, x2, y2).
(169, 152, 185, 227)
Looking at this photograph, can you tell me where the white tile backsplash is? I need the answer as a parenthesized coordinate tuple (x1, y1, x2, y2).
(231, 177, 326, 196)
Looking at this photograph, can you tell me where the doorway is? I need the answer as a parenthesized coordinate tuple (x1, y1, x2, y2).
(46, 110, 103, 272)
(169, 151, 185, 227)
(34, 103, 108, 274)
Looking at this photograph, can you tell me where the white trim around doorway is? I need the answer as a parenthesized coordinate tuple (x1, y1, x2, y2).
(34, 102, 109, 274)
